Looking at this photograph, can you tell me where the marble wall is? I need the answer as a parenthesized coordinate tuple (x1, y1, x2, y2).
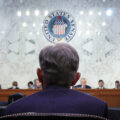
(0, 0, 120, 89)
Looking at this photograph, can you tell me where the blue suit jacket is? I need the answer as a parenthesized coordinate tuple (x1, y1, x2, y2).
(5, 86, 107, 117)
(72, 84, 91, 89)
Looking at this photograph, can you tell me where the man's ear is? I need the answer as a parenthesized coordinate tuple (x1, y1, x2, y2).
(36, 68, 43, 84)
(71, 72, 81, 86)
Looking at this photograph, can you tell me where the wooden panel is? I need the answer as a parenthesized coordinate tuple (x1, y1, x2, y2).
(0, 89, 120, 107)
(0, 89, 40, 101)
(74, 89, 120, 107)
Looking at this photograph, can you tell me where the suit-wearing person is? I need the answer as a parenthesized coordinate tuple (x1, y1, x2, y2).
(33, 79, 42, 89)
(8, 81, 19, 89)
(73, 84, 91, 89)
(9, 86, 19, 89)
(97, 86, 105, 89)
(115, 80, 120, 89)
(5, 43, 108, 118)
(97, 80, 105, 89)
(5, 85, 107, 117)
(28, 81, 34, 89)
(72, 78, 91, 89)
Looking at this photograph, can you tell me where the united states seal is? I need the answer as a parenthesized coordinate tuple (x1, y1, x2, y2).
(43, 10, 76, 43)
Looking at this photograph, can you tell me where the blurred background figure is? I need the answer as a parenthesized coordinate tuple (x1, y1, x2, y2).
(28, 81, 34, 89)
(8, 93, 25, 104)
(0, 84, 1, 89)
(115, 80, 120, 89)
(72, 78, 91, 89)
(33, 79, 42, 89)
(97, 80, 105, 89)
(9, 81, 19, 89)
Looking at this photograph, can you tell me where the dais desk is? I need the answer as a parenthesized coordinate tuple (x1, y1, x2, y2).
(0, 89, 120, 107)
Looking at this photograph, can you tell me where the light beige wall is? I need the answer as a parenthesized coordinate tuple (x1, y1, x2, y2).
(0, 0, 120, 88)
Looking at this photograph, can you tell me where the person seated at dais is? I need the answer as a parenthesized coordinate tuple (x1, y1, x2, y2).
(72, 78, 91, 89)
(33, 79, 42, 89)
(8, 81, 19, 89)
(115, 80, 120, 89)
(97, 80, 105, 89)
(28, 81, 34, 89)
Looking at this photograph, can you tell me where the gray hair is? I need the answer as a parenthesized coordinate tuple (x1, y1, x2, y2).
(34, 79, 39, 83)
(39, 43, 79, 88)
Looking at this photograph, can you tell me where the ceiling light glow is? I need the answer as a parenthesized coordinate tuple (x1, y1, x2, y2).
(17, 11, 22, 16)
(34, 10, 40, 16)
(26, 10, 30, 16)
(106, 9, 113, 16)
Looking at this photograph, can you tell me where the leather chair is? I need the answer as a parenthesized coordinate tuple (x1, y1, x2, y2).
(8, 93, 25, 104)
(0, 102, 8, 116)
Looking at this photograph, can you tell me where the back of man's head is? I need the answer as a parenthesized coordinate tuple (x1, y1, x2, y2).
(39, 43, 79, 88)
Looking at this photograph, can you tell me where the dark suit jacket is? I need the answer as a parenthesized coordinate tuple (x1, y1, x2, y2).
(8, 86, 19, 89)
(5, 86, 107, 118)
(73, 84, 91, 89)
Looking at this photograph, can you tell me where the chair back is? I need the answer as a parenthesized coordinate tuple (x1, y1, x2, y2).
(0, 112, 108, 120)
(8, 93, 25, 104)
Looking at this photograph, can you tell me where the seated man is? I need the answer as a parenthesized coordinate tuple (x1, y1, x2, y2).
(5, 43, 107, 118)
(8, 81, 19, 89)
(115, 80, 120, 89)
(33, 79, 42, 89)
(72, 78, 91, 89)
(28, 81, 34, 89)
(97, 80, 105, 89)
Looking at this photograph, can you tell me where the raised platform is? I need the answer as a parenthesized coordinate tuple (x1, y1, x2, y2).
(0, 89, 120, 107)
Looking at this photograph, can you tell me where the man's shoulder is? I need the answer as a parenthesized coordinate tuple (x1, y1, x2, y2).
(4, 87, 107, 118)
(85, 85, 91, 88)
(70, 89, 106, 105)
(8, 87, 12, 89)
(64, 89, 107, 117)
(4, 91, 40, 114)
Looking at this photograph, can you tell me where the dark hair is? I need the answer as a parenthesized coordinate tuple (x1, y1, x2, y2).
(28, 81, 33, 85)
(13, 81, 18, 86)
(115, 80, 119, 83)
(98, 80, 104, 83)
(39, 43, 79, 88)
